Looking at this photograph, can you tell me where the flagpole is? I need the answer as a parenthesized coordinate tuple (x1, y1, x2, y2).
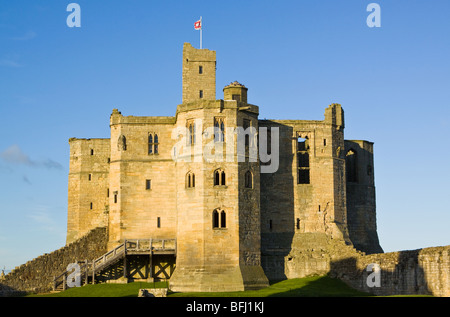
(200, 16, 202, 49)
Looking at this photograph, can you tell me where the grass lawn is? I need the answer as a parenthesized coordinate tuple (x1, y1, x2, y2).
(28, 275, 371, 297)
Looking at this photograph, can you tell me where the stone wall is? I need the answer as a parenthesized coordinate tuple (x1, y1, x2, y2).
(278, 232, 450, 297)
(330, 245, 450, 297)
(0, 227, 108, 296)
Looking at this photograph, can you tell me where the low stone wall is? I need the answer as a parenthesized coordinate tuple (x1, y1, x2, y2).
(283, 233, 450, 296)
(0, 227, 108, 296)
(330, 246, 450, 297)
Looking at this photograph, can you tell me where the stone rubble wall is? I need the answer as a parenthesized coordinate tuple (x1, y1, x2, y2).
(283, 233, 450, 297)
(0, 227, 108, 296)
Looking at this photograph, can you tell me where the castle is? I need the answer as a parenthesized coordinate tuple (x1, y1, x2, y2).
(66, 43, 383, 292)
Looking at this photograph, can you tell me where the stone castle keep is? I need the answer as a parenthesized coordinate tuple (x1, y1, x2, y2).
(65, 43, 382, 292)
(3, 43, 450, 297)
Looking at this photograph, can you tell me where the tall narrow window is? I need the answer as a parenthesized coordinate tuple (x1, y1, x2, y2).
(154, 134, 159, 154)
(245, 171, 253, 188)
(146, 179, 151, 190)
(221, 171, 226, 185)
(88, 174, 92, 181)
(90, 149, 94, 155)
(157, 217, 161, 228)
(148, 134, 153, 154)
(187, 120, 196, 145)
(199, 65, 203, 74)
(243, 119, 251, 148)
(214, 117, 225, 142)
(114, 192, 118, 203)
(214, 170, 220, 186)
(220, 210, 226, 228)
(346, 149, 358, 183)
(90, 202, 93, 210)
(212, 210, 219, 228)
(199, 90, 204, 99)
(297, 136, 310, 184)
(148, 134, 159, 154)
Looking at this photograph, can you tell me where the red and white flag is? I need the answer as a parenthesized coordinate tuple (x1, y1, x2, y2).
(194, 19, 202, 30)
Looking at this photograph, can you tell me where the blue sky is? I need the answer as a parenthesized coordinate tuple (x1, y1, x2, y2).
(1, 0, 449, 271)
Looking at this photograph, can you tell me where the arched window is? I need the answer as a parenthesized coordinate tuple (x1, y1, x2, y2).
(214, 117, 225, 142)
(221, 171, 226, 185)
(346, 149, 358, 183)
(214, 169, 226, 186)
(187, 121, 196, 145)
(148, 134, 153, 154)
(154, 134, 159, 154)
(220, 210, 226, 228)
(148, 134, 159, 154)
(212, 209, 219, 228)
(212, 209, 226, 229)
(118, 135, 127, 151)
(186, 171, 195, 188)
(245, 170, 253, 188)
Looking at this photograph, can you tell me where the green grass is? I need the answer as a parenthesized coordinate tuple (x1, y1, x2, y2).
(27, 276, 371, 297)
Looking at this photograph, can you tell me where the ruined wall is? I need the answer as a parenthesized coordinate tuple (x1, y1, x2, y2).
(0, 227, 108, 296)
(281, 232, 450, 297)
(345, 140, 383, 254)
(330, 246, 450, 297)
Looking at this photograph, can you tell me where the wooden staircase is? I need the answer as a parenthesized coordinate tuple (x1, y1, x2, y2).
(53, 238, 176, 291)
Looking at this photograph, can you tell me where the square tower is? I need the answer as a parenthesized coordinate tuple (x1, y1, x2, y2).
(182, 43, 216, 103)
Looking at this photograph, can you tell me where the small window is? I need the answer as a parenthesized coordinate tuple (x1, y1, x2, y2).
(269, 219, 273, 231)
(90, 149, 94, 155)
(296, 218, 301, 230)
(107, 188, 109, 197)
(245, 171, 253, 188)
(114, 192, 118, 203)
(186, 172, 195, 188)
(199, 66, 203, 74)
(118, 135, 127, 151)
(90, 202, 93, 210)
(199, 90, 204, 99)
(213, 209, 226, 229)
(88, 174, 92, 181)
(323, 139, 327, 146)
(157, 217, 161, 228)
(146, 179, 151, 190)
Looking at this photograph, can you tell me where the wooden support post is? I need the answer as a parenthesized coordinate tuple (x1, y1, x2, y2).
(123, 255, 127, 280)
(149, 252, 153, 279)
(92, 262, 95, 284)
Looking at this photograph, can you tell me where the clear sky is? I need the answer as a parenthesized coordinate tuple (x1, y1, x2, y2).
(1, 0, 449, 271)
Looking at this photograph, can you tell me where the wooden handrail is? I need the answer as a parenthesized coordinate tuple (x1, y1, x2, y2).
(53, 238, 177, 291)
